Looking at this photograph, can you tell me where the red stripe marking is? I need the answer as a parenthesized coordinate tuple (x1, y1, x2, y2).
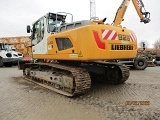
(130, 34, 134, 42)
(111, 32, 117, 40)
(103, 30, 112, 39)
(130, 36, 133, 42)
(93, 31, 105, 49)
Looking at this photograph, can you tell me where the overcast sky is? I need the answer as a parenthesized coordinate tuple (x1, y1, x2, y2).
(0, 0, 159, 47)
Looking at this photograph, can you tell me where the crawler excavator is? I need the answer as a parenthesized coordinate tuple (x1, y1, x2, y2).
(20, 0, 150, 96)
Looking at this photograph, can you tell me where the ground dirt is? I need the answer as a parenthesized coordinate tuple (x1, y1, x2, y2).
(0, 66, 160, 120)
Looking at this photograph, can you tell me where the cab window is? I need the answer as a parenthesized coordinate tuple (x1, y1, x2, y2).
(32, 18, 44, 45)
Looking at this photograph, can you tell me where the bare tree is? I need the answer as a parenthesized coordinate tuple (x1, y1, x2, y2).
(139, 40, 149, 49)
(153, 38, 160, 49)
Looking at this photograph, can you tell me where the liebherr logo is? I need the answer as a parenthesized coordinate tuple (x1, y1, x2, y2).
(92, 30, 135, 50)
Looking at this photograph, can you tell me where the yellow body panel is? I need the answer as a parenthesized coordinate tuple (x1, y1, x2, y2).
(33, 24, 137, 61)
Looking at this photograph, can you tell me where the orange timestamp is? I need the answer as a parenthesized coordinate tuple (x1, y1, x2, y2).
(125, 101, 150, 106)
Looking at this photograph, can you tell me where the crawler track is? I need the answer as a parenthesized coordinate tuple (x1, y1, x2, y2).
(85, 61, 130, 84)
(23, 63, 91, 97)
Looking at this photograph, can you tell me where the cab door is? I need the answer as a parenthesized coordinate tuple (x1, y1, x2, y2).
(32, 18, 47, 55)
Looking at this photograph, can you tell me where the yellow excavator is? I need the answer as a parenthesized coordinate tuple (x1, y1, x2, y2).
(19, 0, 150, 96)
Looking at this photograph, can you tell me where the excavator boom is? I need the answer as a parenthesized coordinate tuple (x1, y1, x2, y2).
(113, 0, 150, 26)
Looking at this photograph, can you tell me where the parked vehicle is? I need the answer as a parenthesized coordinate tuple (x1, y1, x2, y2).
(0, 42, 23, 67)
(154, 56, 160, 66)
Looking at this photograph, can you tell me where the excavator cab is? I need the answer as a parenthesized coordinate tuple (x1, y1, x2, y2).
(27, 13, 67, 35)
(26, 13, 70, 55)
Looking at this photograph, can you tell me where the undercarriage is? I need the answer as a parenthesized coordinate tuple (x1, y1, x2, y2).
(22, 61, 129, 97)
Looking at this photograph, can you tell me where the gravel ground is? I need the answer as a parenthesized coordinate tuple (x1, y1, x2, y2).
(0, 66, 160, 120)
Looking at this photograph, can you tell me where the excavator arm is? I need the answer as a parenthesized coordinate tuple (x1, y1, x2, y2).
(113, 0, 150, 26)
(132, 0, 150, 23)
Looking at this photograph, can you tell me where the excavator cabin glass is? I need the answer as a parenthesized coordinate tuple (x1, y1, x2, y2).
(32, 18, 44, 46)
(47, 13, 66, 32)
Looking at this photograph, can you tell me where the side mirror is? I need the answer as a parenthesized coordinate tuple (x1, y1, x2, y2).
(27, 25, 31, 33)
